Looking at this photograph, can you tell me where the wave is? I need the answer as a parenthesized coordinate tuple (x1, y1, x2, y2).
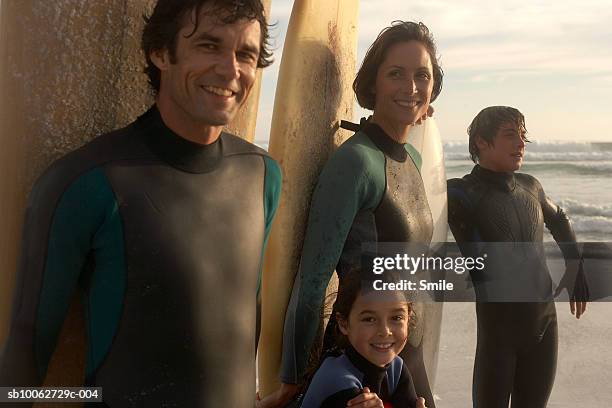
(444, 152, 612, 161)
(570, 215, 612, 234)
(559, 199, 612, 218)
(445, 160, 612, 176)
(444, 141, 612, 161)
(521, 162, 612, 176)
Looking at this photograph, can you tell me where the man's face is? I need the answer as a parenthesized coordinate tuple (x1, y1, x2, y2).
(153, 6, 261, 128)
(477, 122, 526, 172)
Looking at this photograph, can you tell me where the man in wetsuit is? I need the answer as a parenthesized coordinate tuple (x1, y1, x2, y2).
(0, 1, 280, 407)
(447, 106, 588, 408)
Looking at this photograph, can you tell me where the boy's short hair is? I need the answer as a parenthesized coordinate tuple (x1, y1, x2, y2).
(468, 106, 529, 163)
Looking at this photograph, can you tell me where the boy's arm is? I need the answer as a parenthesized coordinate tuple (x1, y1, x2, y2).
(447, 179, 478, 249)
(537, 181, 589, 305)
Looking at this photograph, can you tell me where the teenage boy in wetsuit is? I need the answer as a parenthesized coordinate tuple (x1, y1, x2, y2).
(0, 1, 280, 407)
(447, 106, 588, 408)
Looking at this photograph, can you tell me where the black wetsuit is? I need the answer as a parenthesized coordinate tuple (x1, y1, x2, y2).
(0, 106, 281, 407)
(281, 123, 436, 407)
(448, 165, 583, 408)
(300, 346, 418, 408)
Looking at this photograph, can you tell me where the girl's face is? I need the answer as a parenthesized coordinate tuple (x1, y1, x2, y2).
(338, 290, 409, 367)
(372, 40, 434, 128)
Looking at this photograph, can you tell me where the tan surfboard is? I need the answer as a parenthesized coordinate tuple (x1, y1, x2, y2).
(257, 0, 360, 397)
(0, 1, 268, 403)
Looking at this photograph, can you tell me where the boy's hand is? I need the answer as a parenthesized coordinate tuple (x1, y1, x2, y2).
(553, 259, 589, 319)
(347, 387, 383, 407)
(416, 397, 428, 408)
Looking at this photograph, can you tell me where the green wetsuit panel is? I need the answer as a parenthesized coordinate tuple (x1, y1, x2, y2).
(37, 167, 126, 379)
(258, 156, 283, 296)
(281, 131, 386, 383)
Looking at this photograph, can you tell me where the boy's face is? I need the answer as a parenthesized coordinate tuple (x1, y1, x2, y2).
(477, 122, 526, 173)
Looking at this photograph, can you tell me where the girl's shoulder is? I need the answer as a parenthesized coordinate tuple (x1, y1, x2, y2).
(300, 354, 363, 407)
(310, 353, 363, 392)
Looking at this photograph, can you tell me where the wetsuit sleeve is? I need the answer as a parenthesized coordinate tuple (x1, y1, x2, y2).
(389, 363, 418, 407)
(539, 186, 579, 259)
(319, 388, 362, 408)
(447, 178, 477, 245)
(535, 178, 588, 301)
(280, 143, 385, 384)
(0, 168, 117, 387)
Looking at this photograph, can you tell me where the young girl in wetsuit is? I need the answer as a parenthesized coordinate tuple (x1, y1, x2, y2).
(299, 273, 427, 408)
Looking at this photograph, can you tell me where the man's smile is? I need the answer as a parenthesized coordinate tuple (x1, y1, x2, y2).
(201, 85, 236, 97)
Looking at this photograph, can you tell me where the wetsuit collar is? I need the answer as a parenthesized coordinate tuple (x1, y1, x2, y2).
(362, 123, 409, 163)
(345, 345, 390, 399)
(137, 105, 223, 174)
(472, 164, 516, 192)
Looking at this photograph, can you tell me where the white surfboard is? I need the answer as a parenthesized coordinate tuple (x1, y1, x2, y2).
(408, 118, 447, 388)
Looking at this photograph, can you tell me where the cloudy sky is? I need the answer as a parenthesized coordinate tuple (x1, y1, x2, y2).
(255, 0, 612, 143)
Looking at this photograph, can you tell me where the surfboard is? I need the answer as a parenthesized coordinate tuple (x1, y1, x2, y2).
(257, 0, 360, 397)
(407, 118, 448, 388)
(0, 2, 267, 399)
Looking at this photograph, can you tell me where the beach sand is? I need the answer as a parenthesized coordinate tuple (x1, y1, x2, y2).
(434, 302, 612, 407)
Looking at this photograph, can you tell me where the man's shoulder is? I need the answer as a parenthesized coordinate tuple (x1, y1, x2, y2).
(32, 121, 147, 199)
(220, 132, 270, 158)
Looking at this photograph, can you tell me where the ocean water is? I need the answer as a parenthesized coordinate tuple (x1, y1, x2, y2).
(259, 140, 611, 243)
(444, 141, 612, 243)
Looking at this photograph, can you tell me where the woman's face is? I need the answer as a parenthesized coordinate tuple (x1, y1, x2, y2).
(338, 290, 409, 367)
(373, 41, 434, 127)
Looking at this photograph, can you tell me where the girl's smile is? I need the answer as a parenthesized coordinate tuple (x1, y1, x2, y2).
(338, 290, 410, 367)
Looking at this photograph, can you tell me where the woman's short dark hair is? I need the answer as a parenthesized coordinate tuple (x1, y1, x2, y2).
(468, 106, 529, 163)
(353, 21, 443, 110)
(141, 0, 273, 93)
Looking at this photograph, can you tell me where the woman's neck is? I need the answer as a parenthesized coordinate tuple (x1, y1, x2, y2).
(370, 112, 412, 144)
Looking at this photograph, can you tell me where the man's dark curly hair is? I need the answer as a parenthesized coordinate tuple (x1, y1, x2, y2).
(142, 0, 273, 93)
(468, 106, 530, 163)
(353, 21, 443, 110)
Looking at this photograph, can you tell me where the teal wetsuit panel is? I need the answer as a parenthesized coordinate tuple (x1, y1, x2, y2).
(281, 131, 386, 383)
(35, 167, 126, 378)
(405, 143, 422, 173)
(258, 156, 283, 296)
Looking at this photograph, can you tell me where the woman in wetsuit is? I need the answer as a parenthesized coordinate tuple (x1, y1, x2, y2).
(259, 21, 443, 408)
(447, 106, 588, 408)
